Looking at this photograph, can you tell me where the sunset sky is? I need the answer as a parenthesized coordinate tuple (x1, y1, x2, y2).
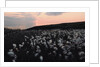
(4, 12, 85, 29)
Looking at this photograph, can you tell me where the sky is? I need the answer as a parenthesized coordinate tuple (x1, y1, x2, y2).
(4, 12, 85, 29)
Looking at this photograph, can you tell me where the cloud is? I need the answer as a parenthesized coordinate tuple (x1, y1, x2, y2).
(37, 12, 41, 16)
(13, 12, 41, 17)
(45, 12, 64, 16)
(19, 12, 33, 17)
(11, 12, 33, 18)
(4, 16, 36, 29)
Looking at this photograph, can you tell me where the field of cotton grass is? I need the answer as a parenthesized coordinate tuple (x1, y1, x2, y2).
(4, 29, 85, 62)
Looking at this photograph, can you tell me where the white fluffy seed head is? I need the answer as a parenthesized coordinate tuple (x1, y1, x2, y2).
(79, 51, 85, 56)
(7, 51, 15, 57)
(40, 56, 43, 61)
(65, 56, 68, 60)
(34, 53, 39, 57)
(67, 52, 72, 56)
(22, 42, 24, 45)
(13, 44, 16, 48)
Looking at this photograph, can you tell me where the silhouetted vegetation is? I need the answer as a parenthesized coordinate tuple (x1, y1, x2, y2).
(4, 22, 85, 62)
(26, 22, 85, 30)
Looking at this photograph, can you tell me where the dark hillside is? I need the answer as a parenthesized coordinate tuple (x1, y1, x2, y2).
(26, 21, 85, 30)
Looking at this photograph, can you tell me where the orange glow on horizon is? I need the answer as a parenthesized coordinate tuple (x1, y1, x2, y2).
(4, 12, 85, 29)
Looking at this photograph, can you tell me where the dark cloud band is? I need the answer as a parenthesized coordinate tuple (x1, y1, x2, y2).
(45, 12, 64, 16)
